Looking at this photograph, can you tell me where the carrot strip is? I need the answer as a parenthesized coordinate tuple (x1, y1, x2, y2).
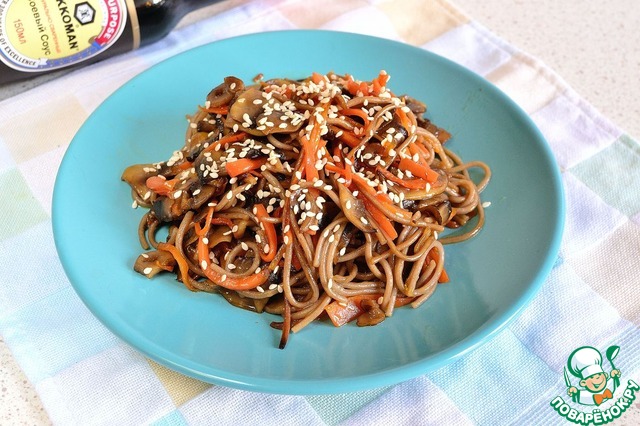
(199, 105, 229, 115)
(196, 238, 270, 290)
(336, 131, 361, 148)
(376, 166, 428, 190)
(311, 72, 324, 84)
(395, 107, 412, 131)
(360, 196, 398, 240)
(226, 158, 266, 178)
(157, 243, 196, 291)
(145, 176, 176, 197)
(254, 204, 277, 262)
(341, 108, 370, 124)
(398, 157, 438, 183)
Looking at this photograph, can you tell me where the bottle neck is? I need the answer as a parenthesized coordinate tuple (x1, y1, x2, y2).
(134, 0, 222, 46)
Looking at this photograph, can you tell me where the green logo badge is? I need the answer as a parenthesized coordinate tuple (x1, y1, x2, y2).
(550, 345, 638, 424)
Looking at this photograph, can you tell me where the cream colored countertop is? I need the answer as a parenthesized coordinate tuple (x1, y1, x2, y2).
(2, 1, 639, 424)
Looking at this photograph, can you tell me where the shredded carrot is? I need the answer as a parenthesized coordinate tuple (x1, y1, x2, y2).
(300, 135, 319, 181)
(226, 158, 266, 178)
(210, 217, 234, 229)
(376, 70, 390, 87)
(196, 207, 215, 236)
(395, 107, 412, 131)
(199, 105, 229, 115)
(398, 157, 438, 183)
(376, 166, 428, 190)
(341, 108, 370, 124)
(325, 297, 367, 327)
(360, 196, 398, 240)
(254, 204, 277, 262)
(146, 176, 176, 197)
(336, 130, 361, 148)
(311, 72, 324, 84)
(195, 237, 270, 290)
(157, 242, 197, 291)
(373, 193, 413, 221)
(175, 161, 193, 171)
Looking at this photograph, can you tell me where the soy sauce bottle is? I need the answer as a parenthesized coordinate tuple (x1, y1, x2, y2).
(0, 0, 224, 83)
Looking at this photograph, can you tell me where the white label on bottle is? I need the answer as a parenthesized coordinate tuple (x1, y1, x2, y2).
(0, 0, 129, 72)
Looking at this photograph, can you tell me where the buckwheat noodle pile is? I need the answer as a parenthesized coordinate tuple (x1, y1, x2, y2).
(122, 72, 491, 348)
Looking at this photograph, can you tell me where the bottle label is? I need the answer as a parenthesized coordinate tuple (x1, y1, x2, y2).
(0, 0, 135, 72)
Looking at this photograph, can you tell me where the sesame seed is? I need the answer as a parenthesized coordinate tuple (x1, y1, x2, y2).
(360, 217, 369, 225)
(255, 234, 262, 243)
(263, 244, 270, 253)
(173, 190, 182, 199)
(221, 274, 227, 282)
(141, 253, 149, 258)
(328, 278, 333, 289)
(143, 267, 153, 275)
(201, 260, 207, 269)
(202, 237, 209, 244)
(482, 201, 492, 208)
(339, 247, 347, 256)
(131, 200, 138, 209)
(345, 200, 352, 209)
(241, 242, 249, 251)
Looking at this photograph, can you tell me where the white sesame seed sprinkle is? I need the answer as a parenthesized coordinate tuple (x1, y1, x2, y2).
(143, 267, 153, 275)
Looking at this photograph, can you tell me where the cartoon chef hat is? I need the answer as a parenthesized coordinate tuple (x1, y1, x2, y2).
(568, 346, 604, 379)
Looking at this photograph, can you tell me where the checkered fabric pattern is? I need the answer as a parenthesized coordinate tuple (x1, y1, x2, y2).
(1, 1, 639, 424)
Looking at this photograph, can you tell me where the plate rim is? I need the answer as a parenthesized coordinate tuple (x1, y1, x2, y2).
(52, 29, 565, 395)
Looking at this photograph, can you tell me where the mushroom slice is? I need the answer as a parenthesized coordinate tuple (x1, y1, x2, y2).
(338, 184, 376, 233)
(422, 200, 452, 226)
(134, 250, 176, 278)
(392, 168, 449, 201)
(356, 299, 386, 326)
(207, 76, 244, 108)
(229, 87, 303, 136)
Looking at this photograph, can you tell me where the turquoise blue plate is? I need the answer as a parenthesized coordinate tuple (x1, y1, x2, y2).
(52, 30, 564, 394)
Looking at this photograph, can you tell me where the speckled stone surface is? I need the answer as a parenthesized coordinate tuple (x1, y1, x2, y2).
(2, 1, 639, 424)
(455, 0, 640, 140)
(0, 337, 51, 425)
